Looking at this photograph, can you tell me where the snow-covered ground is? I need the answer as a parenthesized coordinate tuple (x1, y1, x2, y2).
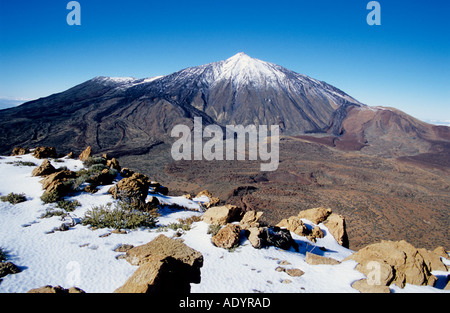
(0, 153, 448, 293)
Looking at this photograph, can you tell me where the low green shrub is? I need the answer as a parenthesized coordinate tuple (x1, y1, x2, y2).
(0, 247, 8, 262)
(40, 190, 60, 204)
(83, 156, 106, 168)
(207, 224, 222, 236)
(56, 199, 81, 212)
(39, 208, 66, 219)
(0, 192, 27, 204)
(82, 201, 158, 230)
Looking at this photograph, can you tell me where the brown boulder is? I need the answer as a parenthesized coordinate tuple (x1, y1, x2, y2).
(11, 146, 29, 156)
(305, 252, 341, 265)
(239, 210, 264, 229)
(307, 226, 324, 243)
(0, 261, 21, 278)
(202, 204, 241, 225)
(345, 240, 440, 288)
(351, 279, 391, 293)
(31, 159, 56, 177)
(79, 146, 92, 162)
(211, 224, 241, 249)
(106, 157, 121, 171)
(323, 213, 349, 248)
(27, 285, 85, 293)
(277, 216, 309, 236)
(297, 207, 332, 225)
(116, 235, 203, 293)
(195, 189, 220, 208)
(33, 146, 57, 159)
(124, 234, 203, 268)
(246, 227, 264, 249)
(108, 172, 151, 201)
(40, 170, 77, 191)
(418, 248, 448, 272)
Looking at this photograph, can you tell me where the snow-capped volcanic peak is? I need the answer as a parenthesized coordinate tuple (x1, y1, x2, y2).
(213, 52, 287, 88)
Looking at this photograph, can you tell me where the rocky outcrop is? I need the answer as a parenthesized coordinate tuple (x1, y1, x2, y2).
(277, 216, 309, 236)
(344, 240, 446, 289)
(27, 285, 85, 293)
(0, 261, 21, 278)
(298, 207, 332, 225)
(108, 172, 151, 201)
(195, 189, 220, 208)
(277, 207, 349, 248)
(211, 224, 241, 249)
(32, 146, 57, 159)
(39, 169, 77, 200)
(201, 205, 241, 225)
(40, 170, 77, 192)
(351, 279, 391, 293)
(11, 146, 29, 156)
(305, 252, 341, 265)
(239, 210, 264, 229)
(115, 235, 203, 293)
(323, 213, 349, 248)
(260, 226, 298, 251)
(31, 159, 57, 177)
(79, 146, 92, 162)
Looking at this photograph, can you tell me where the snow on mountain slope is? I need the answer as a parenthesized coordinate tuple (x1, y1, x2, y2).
(0, 153, 448, 293)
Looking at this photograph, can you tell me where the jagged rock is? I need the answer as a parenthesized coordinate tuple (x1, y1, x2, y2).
(418, 248, 448, 272)
(277, 216, 309, 236)
(211, 224, 241, 249)
(88, 168, 116, 186)
(108, 172, 151, 201)
(305, 252, 341, 265)
(32, 146, 57, 159)
(239, 210, 264, 229)
(202, 204, 241, 225)
(307, 226, 324, 243)
(78, 146, 92, 162)
(106, 157, 121, 171)
(83, 184, 98, 194)
(246, 227, 264, 249)
(284, 268, 305, 277)
(115, 235, 203, 293)
(124, 234, 203, 267)
(11, 146, 29, 156)
(344, 240, 441, 288)
(0, 261, 21, 278)
(119, 167, 134, 178)
(351, 279, 391, 293)
(27, 285, 85, 293)
(40, 170, 77, 196)
(261, 226, 298, 251)
(433, 246, 449, 259)
(31, 159, 56, 177)
(323, 213, 349, 248)
(195, 189, 220, 208)
(149, 181, 169, 195)
(66, 152, 74, 159)
(297, 207, 332, 225)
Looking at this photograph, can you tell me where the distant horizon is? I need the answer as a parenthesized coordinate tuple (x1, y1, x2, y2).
(1, 1, 449, 121)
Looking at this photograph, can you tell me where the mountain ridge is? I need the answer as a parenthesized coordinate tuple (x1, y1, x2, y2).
(0, 52, 448, 162)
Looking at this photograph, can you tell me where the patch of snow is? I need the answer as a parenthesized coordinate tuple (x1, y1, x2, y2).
(0, 153, 448, 293)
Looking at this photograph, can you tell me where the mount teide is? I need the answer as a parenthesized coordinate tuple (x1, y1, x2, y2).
(0, 52, 367, 156)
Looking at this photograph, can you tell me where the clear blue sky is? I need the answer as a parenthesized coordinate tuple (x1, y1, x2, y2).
(0, 0, 449, 121)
